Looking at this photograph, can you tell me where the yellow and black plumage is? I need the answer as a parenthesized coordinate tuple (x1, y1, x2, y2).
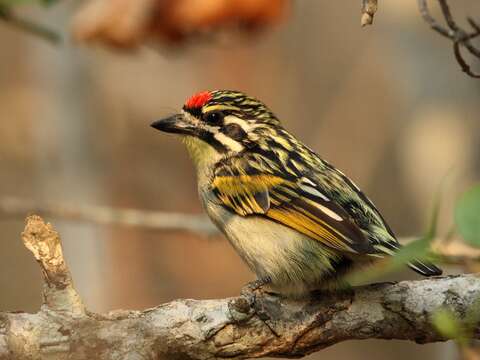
(151, 90, 442, 297)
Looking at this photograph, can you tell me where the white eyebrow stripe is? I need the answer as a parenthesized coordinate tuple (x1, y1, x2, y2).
(300, 184, 330, 202)
(223, 116, 251, 132)
(214, 132, 244, 152)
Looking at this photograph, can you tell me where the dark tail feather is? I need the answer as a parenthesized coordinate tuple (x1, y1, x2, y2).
(408, 260, 443, 276)
(375, 240, 443, 276)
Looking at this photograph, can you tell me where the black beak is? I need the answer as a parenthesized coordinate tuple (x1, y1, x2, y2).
(151, 114, 194, 135)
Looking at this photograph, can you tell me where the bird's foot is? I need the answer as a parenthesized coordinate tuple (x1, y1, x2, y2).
(310, 282, 354, 299)
(240, 277, 271, 298)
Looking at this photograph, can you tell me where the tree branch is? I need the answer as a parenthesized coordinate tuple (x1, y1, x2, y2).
(0, 197, 217, 236)
(0, 215, 479, 359)
(21, 215, 85, 315)
(417, 0, 480, 78)
(0, 5, 60, 44)
(361, 0, 378, 27)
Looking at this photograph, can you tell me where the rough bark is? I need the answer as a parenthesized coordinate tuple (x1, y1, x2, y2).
(1, 215, 479, 360)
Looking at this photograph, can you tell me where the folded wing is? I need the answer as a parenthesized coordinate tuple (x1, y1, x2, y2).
(212, 172, 376, 255)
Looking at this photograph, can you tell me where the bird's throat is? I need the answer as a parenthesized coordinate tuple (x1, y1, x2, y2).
(182, 136, 222, 174)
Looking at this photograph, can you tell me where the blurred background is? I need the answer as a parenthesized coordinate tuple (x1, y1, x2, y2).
(0, 0, 479, 359)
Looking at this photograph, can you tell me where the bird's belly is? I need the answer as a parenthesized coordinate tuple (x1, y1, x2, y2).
(204, 199, 345, 296)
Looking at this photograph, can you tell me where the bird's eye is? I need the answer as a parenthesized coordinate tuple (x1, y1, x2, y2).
(202, 111, 224, 125)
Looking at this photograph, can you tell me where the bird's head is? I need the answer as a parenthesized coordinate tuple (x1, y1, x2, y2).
(151, 90, 281, 166)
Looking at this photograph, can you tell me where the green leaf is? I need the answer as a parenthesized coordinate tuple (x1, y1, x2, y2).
(0, 0, 59, 7)
(463, 294, 480, 335)
(0, 0, 37, 6)
(345, 236, 435, 284)
(426, 181, 443, 239)
(388, 237, 431, 267)
(343, 175, 447, 284)
(39, 0, 60, 6)
(431, 308, 466, 343)
(345, 188, 443, 284)
(455, 184, 480, 247)
(0, 5, 61, 44)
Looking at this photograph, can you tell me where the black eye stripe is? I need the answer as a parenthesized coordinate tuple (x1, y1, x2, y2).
(223, 123, 246, 141)
(198, 129, 227, 152)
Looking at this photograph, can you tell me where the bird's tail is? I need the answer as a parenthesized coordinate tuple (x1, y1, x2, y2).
(408, 260, 443, 276)
(375, 238, 443, 276)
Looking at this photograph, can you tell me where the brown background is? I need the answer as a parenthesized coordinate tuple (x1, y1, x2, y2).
(1, 1, 479, 359)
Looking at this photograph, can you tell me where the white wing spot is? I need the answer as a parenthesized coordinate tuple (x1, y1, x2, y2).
(300, 185, 331, 202)
(300, 178, 330, 202)
(301, 177, 316, 186)
(316, 203, 344, 221)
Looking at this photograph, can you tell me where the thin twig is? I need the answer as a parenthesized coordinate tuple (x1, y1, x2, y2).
(464, 18, 480, 58)
(417, 0, 480, 78)
(0, 197, 218, 236)
(437, 0, 458, 31)
(0, 5, 60, 44)
(361, 0, 378, 27)
(418, 0, 452, 38)
(454, 41, 480, 78)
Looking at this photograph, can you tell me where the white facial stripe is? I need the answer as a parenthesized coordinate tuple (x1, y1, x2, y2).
(214, 132, 244, 152)
(223, 115, 251, 132)
(183, 110, 200, 125)
(182, 110, 244, 152)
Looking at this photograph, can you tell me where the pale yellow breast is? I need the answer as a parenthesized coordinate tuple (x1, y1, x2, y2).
(201, 191, 341, 296)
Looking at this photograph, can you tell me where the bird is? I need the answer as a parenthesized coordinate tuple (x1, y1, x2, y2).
(151, 89, 442, 297)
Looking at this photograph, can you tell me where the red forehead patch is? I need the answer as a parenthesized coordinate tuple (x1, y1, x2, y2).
(185, 91, 212, 109)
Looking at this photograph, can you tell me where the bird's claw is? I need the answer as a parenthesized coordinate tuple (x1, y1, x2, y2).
(240, 278, 271, 298)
